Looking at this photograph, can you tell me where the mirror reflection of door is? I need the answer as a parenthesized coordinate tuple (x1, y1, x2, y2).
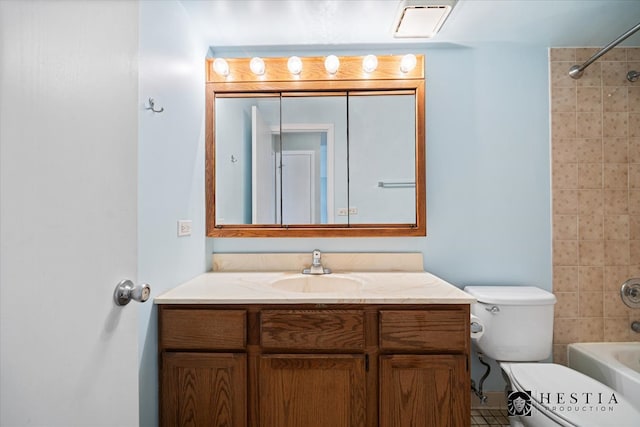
(269, 129, 334, 225)
(279, 149, 315, 224)
(251, 106, 276, 223)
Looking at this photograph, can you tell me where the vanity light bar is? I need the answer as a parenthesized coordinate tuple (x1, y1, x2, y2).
(206, 54, 424, 83)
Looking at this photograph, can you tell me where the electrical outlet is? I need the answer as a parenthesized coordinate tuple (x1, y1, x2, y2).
(337, 208, 348, 216)
(177, 220, 192, 237)
(349, 207, 358, 215)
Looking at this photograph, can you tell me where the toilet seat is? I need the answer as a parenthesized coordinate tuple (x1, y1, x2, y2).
(501, 362, 640, 427)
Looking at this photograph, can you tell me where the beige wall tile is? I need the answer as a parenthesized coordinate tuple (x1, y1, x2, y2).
(576, 87, 601, 112)
(603, 291, 632, 317)
(578, 163, 602, 188)
(627, 264, 640, 276)
(629, 190, 640, 215)
(554, 189, 579, 214)
(578, 215, 603, 240)
(577, 113, 603, 138)
(553, 215, 578, 240)
(602, 48, 627, 62)
(604, 318, 632, 341)
(603, 189, 627, 214)
(550, 48, 575, 62)
(553, 86, 577, 112)
(555, 292, 579, 318)
(629, 138, 640, 162)
(630, 113, 640, 138)
(575, 62, 602, 88)
(578, 189, 603, 215)
(603, 86, 628, 112)
(551, 61, 578, 88)
(580, 291, 604, 317)
(602, 61, 630, 86)
(604, 266, 629, 291)
(576, 48, 600, 62)
(553, 162, 578, 189)
(554, 240, 579, 266)
(578, 317, 604, 341)
(630, 215, 640, 240)
(554, 318, 580, 344)
(578, 266, 603, 291)
(579, 240, 604, 266)
(603, 112, 628, 137)
(629, 87, 640, 113)
(603, 137, 627, 163)
(604, 240, 629, 266)
(603, 163, 628, 188)
(553, 344, 568, 366)
(629, 164, 640, 189)
(552, 112, 577, 138)
(553, 139, 579, 163)
(627, 48, 640, 62)
(577, 138, 603, 163)
(554, 266, 579, 292)
(604, 215, 629, 240)
(629, 240, 640, 265)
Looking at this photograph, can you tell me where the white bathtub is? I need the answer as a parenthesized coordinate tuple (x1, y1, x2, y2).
(568, 342, 640, 411)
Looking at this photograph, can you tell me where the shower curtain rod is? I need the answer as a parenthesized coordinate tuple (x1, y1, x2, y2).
(569, 22, 640, 79)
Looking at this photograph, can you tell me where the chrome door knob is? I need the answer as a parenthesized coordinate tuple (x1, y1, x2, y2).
(114, 279, 151, 306)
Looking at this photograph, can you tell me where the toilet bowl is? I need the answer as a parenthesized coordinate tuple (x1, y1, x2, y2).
(501, 362, 640, 427)
(464, 286, 640, 427)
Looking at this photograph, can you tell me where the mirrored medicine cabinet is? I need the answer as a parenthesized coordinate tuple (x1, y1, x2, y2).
(206, 54, 425, 237)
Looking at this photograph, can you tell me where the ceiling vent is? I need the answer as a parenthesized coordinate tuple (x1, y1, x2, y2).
(393, 0, 457, 38)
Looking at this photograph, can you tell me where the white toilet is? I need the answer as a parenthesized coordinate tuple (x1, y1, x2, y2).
(464, 285, 640, 427)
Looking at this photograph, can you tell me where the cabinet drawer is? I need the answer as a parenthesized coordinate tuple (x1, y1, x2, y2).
(379, 309, 467, 352)
(261, 310, 365, 351)
(160, 309, 246, 350)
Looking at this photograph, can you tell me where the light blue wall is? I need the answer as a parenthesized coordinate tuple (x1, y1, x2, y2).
(138, 1, 208, 426)
(138, 5, 552, 419)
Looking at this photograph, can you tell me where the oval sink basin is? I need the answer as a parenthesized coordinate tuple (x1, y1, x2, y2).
(270, 275, 363, 293)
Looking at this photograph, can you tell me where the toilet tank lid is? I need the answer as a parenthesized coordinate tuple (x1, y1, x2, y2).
(463, 286, 556, 305)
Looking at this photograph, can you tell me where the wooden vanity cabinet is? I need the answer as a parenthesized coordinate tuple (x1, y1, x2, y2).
(158, 304, 470, 427)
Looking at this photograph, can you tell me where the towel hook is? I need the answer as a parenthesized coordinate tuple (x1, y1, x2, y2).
(145, 97, 164, 113)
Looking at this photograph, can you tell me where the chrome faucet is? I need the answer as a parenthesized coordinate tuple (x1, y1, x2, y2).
(302, 249, 331, 275)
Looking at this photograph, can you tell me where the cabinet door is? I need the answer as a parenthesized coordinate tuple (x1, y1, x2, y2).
(162, 352, 246, 427)
(259, 354, 366, 427)
(379, 355, 469, 427)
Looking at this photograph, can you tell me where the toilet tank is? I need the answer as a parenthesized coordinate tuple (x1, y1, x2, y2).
(464, 286, 556, 362)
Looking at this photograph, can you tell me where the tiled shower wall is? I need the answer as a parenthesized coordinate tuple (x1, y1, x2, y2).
(551, 47, 640, 364)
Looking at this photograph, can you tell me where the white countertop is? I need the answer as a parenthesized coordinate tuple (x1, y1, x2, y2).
(154, 271, 475, 305)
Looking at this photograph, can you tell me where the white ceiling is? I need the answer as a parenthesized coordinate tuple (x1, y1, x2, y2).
(180, 0, 640, 50)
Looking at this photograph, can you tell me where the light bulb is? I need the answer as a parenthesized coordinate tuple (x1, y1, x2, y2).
(249, 57, 265, 76)
(400, 54, 417, 73)
(213, 58, 230, 77)
(324, 55, 340, 75)
(287, 56, 302, 75)
(362, 55, 378, 73)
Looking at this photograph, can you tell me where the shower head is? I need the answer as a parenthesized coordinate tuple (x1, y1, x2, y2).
(628, 70, 640, 83)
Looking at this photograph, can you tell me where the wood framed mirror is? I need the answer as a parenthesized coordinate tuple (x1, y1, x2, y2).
(206, 54, 425, 237)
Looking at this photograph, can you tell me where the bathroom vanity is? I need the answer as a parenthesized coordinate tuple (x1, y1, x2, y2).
(156, 255, 474, 427)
